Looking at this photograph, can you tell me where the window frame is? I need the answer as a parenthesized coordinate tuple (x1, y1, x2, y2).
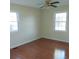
(54, 12, 67, 32)
(10, 12, 19, 32)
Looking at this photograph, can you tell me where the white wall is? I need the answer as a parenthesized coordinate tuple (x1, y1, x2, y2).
(40, 5, 69, 42)
(10, 4, 41, 48)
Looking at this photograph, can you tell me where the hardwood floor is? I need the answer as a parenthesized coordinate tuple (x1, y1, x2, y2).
(10, 38, 69, 59)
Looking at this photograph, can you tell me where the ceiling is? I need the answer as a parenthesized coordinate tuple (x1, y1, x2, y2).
(10, 0, 69, 8)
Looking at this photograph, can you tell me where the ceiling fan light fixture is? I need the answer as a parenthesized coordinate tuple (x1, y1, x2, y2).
(40, 0, 60, 8)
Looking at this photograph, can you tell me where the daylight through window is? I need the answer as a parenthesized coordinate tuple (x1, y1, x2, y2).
(10, 12, 18, 32)
(55, 12, 67, 31)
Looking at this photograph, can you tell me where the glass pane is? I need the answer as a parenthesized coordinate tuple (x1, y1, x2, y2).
(54, 49, 65, 59)
(56, 13, 67, 21)
(55, 22, 66, 31)
(10, 12, 17, 22)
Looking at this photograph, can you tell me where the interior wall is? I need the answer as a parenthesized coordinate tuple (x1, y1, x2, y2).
(10, 4, 69, 48)
(10, 4, 41, 48)
(40, 5, 69, 42)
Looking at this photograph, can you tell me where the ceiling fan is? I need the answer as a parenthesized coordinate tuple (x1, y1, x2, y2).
(40, 0, 60, 8)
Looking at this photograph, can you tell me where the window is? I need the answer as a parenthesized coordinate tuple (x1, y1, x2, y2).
(54, 49, 65, 59)
(10, 12, 18, 32)
(55, 12, 67, 31)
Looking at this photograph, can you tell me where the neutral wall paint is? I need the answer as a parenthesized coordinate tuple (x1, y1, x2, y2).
(10, 4, 41, 48)
(10, 4, 69, 48)
(40, 5, 69, 42)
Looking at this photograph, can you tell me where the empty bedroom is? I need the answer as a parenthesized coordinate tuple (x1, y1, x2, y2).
(10, 0, 69, 59)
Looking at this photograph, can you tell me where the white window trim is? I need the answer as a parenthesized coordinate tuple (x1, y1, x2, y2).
(10, 12, 19, 32)
(54, 12, 67, 32)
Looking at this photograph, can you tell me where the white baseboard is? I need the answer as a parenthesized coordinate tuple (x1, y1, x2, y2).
(10, 37, 41, 49)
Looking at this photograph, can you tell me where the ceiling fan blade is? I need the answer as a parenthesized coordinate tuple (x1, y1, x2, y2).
(50, 1, 60, 4)
(50, 5, 58, 8)
(40, 4, 48, 8)
(40, 5, 44, 8)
